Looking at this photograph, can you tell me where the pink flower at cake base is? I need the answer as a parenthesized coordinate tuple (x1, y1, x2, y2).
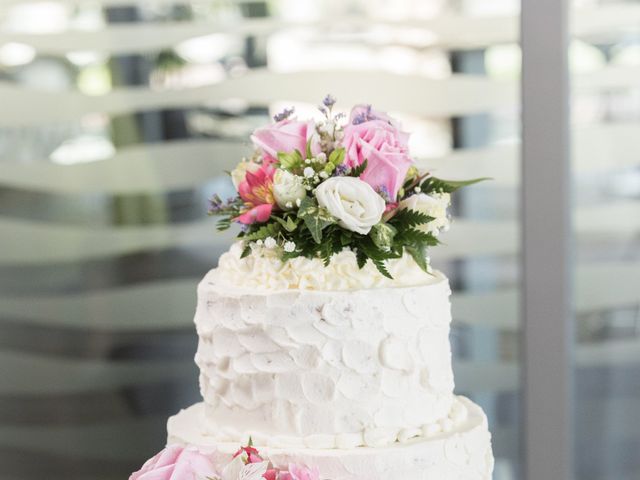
(233, 445, 264, 464)
(342, 105, 413, 201)
(235, 159, 277, 225)
(279, 464, 320, 480)
(129, 445, 217, 480)
(251, 119, 320, 160)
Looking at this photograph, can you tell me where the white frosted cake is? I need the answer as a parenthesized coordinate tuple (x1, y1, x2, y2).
(129, 99, 493, 480)
(166, 245, 494, 479)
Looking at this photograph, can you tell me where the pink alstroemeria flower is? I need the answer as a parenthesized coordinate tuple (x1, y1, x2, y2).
(235, 159, 277, 225)
(233, 445, 264, 464)
(341, 104, 413, 202)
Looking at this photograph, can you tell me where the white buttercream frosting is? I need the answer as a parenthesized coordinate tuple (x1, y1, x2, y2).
(215, 242, 436, 291)
(193, 268, 457, 448)
(168, 397, 494, 480)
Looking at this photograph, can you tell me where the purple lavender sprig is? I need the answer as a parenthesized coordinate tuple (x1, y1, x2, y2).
(273, 106, 295, 122)
(322, 94, 336, 108)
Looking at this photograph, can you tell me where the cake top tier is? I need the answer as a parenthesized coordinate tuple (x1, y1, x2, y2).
(215, 242, 443, 291)
(208, 97, 486, 279)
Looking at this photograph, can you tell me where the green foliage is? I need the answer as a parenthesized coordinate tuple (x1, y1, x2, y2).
(297, 197, 335, 244)
(272, 214, 299, 232)
(216, 216, 232, 231)
(388, 208, 433, 229)
(348, 159, 368, 177)
(277, 149, 304, 171)
(370, 222, 397, 250)
(328, 147, 346, 165)
(243, 222, 281, 241)
(420, 176, 490, 194)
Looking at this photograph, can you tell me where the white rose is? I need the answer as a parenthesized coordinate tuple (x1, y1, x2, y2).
(399, 193, 451, 235)
(315, 177, 386, 234)
(273, 170, 306, 209)
(230, 160, 260, 189)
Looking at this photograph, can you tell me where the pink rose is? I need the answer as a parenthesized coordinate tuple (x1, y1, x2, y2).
(251, 119, 320, 160)
(342, 105, 413, 201)
(279, 464, 320, 480)
(129, 445, 217, 480)
(235, 158, 276, 225)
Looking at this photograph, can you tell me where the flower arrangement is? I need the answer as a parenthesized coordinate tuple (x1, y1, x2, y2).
(209, 96, 485, 277)
(129, 443, 319, 480)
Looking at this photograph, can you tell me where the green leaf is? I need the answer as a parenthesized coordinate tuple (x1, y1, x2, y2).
(349, 159, 368, 177)
(370, 222, 397, 250)
(358, 238, 394, 279)
(297, 197, 335, 244)
(389, 208, 433, 228)
(277, 150, 303, 171)
(273, 215, 298, 232)
(405, 245, 430, 273)
(328, 147, 346, 165)
(240, 244, 252, 258)
(397, 227, 432, 245)
(340, 230, 353, 246)
(305, 138, 313, 160)
(356, 249, 367, 269)
(216, 216, 231, 231)
(420, 176, 490, 194)
(243, 222, 280, 241)
(372, 258, 392, 279)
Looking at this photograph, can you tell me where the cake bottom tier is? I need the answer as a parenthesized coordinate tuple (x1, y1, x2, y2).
(167, 396, 494, 480)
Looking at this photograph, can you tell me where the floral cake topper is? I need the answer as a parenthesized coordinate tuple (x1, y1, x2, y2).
(209, 96, 486, 277)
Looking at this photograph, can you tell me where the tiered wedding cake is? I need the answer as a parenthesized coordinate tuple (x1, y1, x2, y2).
(130, 97, 493, 480)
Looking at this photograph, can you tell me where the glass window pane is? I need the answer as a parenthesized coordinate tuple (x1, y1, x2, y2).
(570, 2, 640, 479)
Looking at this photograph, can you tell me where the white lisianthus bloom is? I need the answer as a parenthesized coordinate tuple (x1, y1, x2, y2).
(399, 192, 451, 235)
(273, 170, 306, 210)
(315, 177, 386, 234)
(230, 160, 260, 189)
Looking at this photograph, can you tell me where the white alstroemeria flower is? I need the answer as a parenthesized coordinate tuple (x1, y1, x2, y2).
(273, 170, 306, 210)
(315, 177, 385, 235)
(221, 457, 269, 480)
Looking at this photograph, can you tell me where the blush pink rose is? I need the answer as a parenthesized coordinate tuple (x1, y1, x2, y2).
(129, 445, 217, 480)
(342, 105, 413, 201)
(279, 464, 320, 480)
(251, 119, 320, 159)
(235, 158, 277, 225)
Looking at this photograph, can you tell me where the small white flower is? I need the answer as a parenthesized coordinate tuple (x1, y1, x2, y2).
(319, 171, 329, 179)
(305, 159, 312, 164)
(315, 177, 386, 235)
(303, 167, 315, 178)
(414, 186, 421, 193)
(273, 170, 306, 210)
(255, 239, 263, 246)
(295, 198, 302, 207)
(264, 236, 277, 249)
(316, 152, 327, 163)
(283, 241, 296, 252)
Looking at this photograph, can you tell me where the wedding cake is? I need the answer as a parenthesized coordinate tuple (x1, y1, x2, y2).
(130, 97, 493, 480)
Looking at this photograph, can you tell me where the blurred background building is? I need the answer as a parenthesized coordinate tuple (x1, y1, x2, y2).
(0, 1, 638, 479)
